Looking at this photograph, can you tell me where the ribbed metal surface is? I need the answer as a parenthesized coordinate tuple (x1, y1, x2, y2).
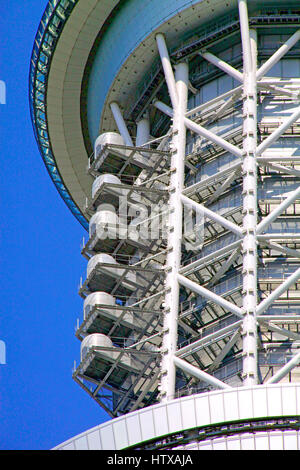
(53, 384, 300, 450)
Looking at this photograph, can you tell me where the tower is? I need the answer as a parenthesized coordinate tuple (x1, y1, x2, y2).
(30, 0, 300, 450)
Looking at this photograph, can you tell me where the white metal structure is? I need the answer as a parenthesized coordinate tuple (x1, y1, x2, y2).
(31, 0, 300, 450)
(54, 383, 300, 450)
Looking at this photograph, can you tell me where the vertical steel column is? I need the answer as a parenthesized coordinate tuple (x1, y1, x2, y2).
(156, 34, 178, 109)
(239, 0, 258, 386)
(159, 62, 189, 402)
(136, 116, 150, 147)
(110, 101, 133, 146)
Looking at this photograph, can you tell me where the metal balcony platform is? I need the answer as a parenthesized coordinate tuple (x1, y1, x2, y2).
(84, 180, 169, 217)
(81, 229, 168, 260)
(82, 232, 138, 260)
(73, 346, 161, 417)
(88, 144, 170, 184)
(78, 261, 165, 300)
(76, 304, 162, 341)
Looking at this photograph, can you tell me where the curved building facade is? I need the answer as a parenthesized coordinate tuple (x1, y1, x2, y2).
(30, 0, 300, 450)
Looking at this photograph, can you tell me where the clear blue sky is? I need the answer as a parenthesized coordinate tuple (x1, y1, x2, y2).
(0, 1, 109, 450)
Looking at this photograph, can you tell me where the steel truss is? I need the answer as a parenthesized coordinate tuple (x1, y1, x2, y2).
(74, 1, 300, 415)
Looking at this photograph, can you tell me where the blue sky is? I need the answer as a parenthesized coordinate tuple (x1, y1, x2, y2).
(0, 1, 109, 450)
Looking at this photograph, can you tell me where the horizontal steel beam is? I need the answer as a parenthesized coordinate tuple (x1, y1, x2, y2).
(258, 234, 300, 241)
(257, 315, 300, 322)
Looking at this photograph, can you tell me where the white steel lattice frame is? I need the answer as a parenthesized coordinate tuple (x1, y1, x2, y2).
(72, 3, 300, 415)
(153, 0, 300, 400)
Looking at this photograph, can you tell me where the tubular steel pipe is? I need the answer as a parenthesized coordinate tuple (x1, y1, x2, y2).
(238, 3, 259, 386)
(256, 267, 300, 316)
(257, 106, 300, 156)
(257, 185, 300, 235)
(177, 273, 244, 318)
(156, 33, 178, 109)
(110, 101, 133, 146)
(257, 29, 300, 80)
(153, 100, 243, 158)
(159, 62, 189, 403)
(200, 51, 243, 82)
(173, 356, 232, 390)
(266, 350, 300, 384)
(181, 194, 243, 237)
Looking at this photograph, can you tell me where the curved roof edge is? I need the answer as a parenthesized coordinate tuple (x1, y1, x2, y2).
(30, 0, 298, 229)
(29, 0, 91, 230)
(53, 383, 300, 450)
